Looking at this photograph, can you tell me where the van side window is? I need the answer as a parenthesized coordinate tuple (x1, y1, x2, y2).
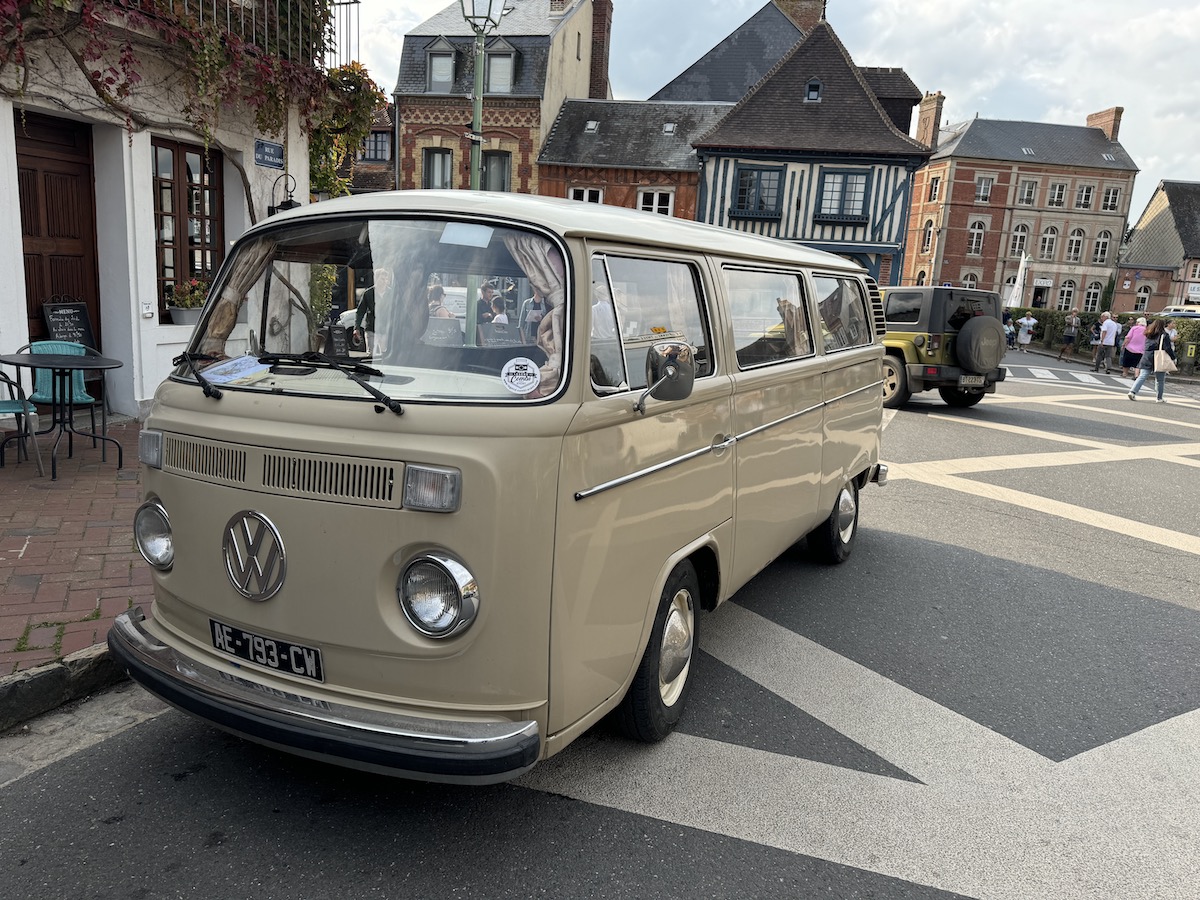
(591, 254, 712, 391)
(724, 268, 813, 368)
(813, 275, 871, 352)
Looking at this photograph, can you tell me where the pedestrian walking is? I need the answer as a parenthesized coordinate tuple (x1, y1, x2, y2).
(1057, 308, 1081, 359)
(1093, 311, 1120, 374)
(1120, 316, 1147, 377)
(1016, 312, 1038, 352)
(1128, 319, 1175, 402)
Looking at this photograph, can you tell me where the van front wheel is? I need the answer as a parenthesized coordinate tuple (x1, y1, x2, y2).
(807, 480, 859, 564)
(617, 560, 698, 743)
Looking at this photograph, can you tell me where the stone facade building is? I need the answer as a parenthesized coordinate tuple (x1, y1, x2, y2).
(904, 98, 1139, 311)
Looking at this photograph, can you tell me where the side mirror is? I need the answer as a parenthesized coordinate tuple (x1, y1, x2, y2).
(635, 340, 696, 414)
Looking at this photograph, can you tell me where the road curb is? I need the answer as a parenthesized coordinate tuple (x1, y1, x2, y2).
(0, 644, 128, 732)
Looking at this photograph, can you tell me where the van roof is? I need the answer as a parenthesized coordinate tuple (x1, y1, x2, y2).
(250, 190, 865, 274)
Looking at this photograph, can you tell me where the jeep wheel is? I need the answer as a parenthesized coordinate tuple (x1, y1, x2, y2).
(882, 356, 911, 409)
(806, 480, 859, 564)
(955, 316, 1006, 372)
(938, 387, 985, 408)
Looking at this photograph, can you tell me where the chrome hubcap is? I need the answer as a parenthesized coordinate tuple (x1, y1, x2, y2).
(835, 486, 857, 545)
(658, 588, 694, 707)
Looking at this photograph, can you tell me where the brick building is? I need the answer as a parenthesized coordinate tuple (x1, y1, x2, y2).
(393, 0, 611, 194)
(904, 97, 1139, 311)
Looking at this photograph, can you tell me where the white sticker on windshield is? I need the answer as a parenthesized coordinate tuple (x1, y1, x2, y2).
(501, 357, 541, 395)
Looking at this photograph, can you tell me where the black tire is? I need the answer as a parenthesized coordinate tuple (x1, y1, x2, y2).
(806, 480, 859, 564)
(881, 355, 911, 409)
(937, 387, 985, 408)
(617, 560, 698, 743)
(955, 316, 1005, 372)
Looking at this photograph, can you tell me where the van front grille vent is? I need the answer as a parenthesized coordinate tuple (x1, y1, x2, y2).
(163, 436, 247, 484)
(262, 453, 398, 505)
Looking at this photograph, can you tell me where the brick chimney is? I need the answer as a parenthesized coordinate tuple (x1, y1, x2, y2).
(549, 0, 567, 16)
(590, 0, 613, 99)
(773, 0, 825, 33)
(1087, 107, 1123, 141)
(916, 91, 944, 151)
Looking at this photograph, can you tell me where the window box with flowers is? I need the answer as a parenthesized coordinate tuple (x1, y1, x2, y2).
(167, 275, 211, 326)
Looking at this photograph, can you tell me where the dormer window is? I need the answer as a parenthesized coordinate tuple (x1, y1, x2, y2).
(486, 38, 516, 94)
(426, 38, 456, 93)
(805, 79, 822, 102)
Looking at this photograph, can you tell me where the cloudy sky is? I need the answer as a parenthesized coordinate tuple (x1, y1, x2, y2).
(358, 0, 1200, 218)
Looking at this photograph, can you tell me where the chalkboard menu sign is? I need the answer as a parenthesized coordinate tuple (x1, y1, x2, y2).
(324, 324, 350, 357)
(42, 302, 97, 349)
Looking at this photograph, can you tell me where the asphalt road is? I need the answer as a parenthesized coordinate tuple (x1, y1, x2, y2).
(3, 351, 1199, 899)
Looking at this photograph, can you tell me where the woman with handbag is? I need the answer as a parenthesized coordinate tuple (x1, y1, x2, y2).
(1127, 319, 1176, 403)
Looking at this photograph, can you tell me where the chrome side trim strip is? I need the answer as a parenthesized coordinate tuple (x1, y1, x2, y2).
(734, 401, 824, 442)
(575, 444, 717, 501)
(825, 380, 884, 405)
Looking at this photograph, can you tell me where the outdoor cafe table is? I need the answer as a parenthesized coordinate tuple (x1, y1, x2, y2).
(0, 352, 124, 480)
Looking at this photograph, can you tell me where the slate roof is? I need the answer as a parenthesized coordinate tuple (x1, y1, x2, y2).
(539, 100, 734, 170)
(1163, 181, 1200, 257)
(693, 21, 929, 157)
(931, 118, 1139, 171)
(395, 34, 550, 98)
(649, 2, 802, 103)
(859, 68, 921, 102)
(395, 0, 577, 96)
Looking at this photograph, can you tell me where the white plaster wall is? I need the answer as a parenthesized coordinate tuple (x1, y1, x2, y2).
(2, 43, 309, 419)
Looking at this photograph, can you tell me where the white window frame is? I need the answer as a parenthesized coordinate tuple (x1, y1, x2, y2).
(967, 221, 985, 255)
(1018, 180, 1037, 205)
(1039, 226, 1058, 261)
(1010, 223, 1029, 257)
(1057, 280, 1076, 310)
(928, 176, 941, 202)
(1083, 281, 1102, 313)
(1092, 231, 1111, 264)
(1190, 261, 1200, 280)
(921, 220, 934, 254)
(961, 273, 979, 289)
(1075, 185, 1094, 210)
(569, 187, 604, 204)
(1048, 183, 1066, 207)
(1065, 228, 1085, 263)
(638, 190, 674, 216)
(1102, 186, 1121, 211)
(1135, 285, 1151, 311)
(428, 52, 454, 93)
(486, 52, 513, 93)
(422, 148, 452, 190)
(975, 176, 994, 202)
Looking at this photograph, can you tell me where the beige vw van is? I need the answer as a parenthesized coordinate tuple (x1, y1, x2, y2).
(110, 192, 887, 783)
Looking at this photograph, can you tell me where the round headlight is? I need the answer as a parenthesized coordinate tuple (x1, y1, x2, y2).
(399, 555, 479, 638)
(134, 500, 174, 570)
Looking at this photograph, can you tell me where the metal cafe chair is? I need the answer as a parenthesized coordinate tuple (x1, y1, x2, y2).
(0, 369, 45, 475)
(17, 340, 107, 449)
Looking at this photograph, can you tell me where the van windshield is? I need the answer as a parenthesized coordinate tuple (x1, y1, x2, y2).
(175, 216, 569, 404)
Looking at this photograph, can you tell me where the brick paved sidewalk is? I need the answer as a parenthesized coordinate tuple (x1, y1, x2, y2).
(0, 419, 151, 677)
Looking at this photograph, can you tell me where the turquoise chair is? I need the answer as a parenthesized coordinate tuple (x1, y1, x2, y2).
(0, 371, 44, 475)
(18, 341, 105, 447)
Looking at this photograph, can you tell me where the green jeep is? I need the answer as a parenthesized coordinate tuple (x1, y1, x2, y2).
(881, 286, 1007, 409)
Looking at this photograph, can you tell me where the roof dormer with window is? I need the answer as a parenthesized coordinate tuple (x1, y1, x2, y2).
(485, 37, 519, 94)
(426, 37, 456, 93)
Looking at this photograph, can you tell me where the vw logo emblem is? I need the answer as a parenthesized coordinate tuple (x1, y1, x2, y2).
(223, 511, 286, 601)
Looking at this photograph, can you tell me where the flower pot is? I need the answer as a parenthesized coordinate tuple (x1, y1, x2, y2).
(168, 306, 203, 326)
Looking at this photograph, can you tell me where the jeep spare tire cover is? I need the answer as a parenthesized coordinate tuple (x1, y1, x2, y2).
(955, 315, 1005, 372)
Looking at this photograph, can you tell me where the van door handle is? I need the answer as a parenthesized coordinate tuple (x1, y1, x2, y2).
(711, 434, 736, 456)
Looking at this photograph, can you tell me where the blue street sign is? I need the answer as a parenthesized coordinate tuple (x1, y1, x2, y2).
(254, 140, 285, 169)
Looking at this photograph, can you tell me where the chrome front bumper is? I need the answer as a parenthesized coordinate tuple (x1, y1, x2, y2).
(108, 608, 541, 784)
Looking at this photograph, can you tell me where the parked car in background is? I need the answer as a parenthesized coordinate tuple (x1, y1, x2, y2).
(881, 286, 1007, 408)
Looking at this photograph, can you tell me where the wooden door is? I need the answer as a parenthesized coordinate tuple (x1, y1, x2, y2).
(15, 112, 101, 345)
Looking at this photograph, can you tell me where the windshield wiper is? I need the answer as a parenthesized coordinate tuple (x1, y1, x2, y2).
(173, 352, 223, 400)
(258, 351, 403, 415)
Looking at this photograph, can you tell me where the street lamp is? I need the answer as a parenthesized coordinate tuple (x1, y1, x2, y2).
(460, 0, 509, 190)
(268, 173, 301, 216)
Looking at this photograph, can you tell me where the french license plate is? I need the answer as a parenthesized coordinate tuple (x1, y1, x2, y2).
(209, 619, 324, 682)
(958, 374, 986, 387)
